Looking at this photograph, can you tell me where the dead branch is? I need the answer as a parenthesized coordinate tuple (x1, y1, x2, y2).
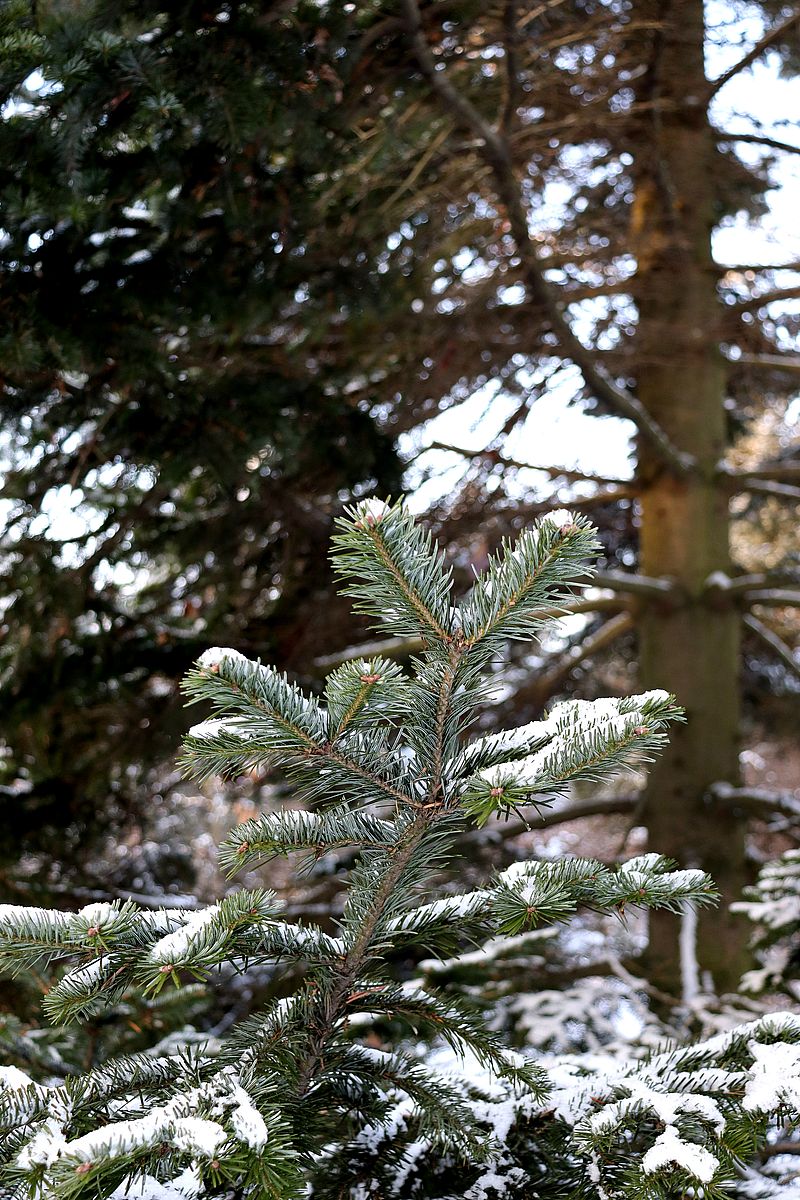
(709, 11, 800, 96)
(743, 614, 800, 682)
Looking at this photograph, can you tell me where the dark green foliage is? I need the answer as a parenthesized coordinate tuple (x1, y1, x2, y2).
(0, 0, 402, 875)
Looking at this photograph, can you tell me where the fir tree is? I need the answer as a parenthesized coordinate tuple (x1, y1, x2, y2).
(0, 0, 401, 877)
(1, 500, 798, 1200)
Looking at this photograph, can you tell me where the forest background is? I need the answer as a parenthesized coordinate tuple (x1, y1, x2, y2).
(0, 0, 799, 1011)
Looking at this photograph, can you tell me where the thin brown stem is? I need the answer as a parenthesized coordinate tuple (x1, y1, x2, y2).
(709, 11, 800, 96)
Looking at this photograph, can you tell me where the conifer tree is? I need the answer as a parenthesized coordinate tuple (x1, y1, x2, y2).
(1, 501, 799, 1200)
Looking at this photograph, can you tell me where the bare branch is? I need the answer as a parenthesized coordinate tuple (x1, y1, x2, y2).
(728, 285, 800, 313)
(709, 11, 800, 96)
(400, 0, 696, 476)
(531, 611, 635, 701)
(746, 589, 800, 608)
(727, 353, 800, 378)
(715, 130, 800, 157)
(482, 794, 639, 842)
(591, 570, 679, 599)
(720, 458, 800, 483)
(423, 440, 633, 486)
(743, 613, 800, 682)
(314, 595, 627, 669)
(500, 0, 522, 135)
(704, 571, 800, 595)
(738, 478, 800, 502)
(718, 259, 800, 273)
(709, 781, 800, 822)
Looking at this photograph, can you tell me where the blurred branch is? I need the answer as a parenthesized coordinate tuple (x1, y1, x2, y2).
(715, 131, 800, 157)
(530, 611, 635, 701)
(500, 0, 522, 134)
(708, 11, 800, 95)
(591, 571, 679, 599)
(708, 782, 800, 822)
(400, 0, 696, 476)
(703, 571, 800, 598)
(729, 286, 800, 312)
(718, 259, 800, 273)
(423, 441, 634, 487)
(476, 794, 639, 843)
(727, 353, 800, 377)
(738, 479, 800, 502)
(746, 589, 800, 608)
(743, 613, 800, 682)
(721, 459, 800, 483)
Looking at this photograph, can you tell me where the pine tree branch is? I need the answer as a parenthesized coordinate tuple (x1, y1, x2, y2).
(423, 440, 633, 486)
(738, 479, 800, 502)
(743, 613, 800, 682)
(715, 130, 800, 157)
(400, 0, 696, 477)
(708, 11, 800, 96)
(720, 459, 800, 483)
(746, 589, 800, 608)
(591, 571, 679, 600)
(728, 352, 800, 377)
(295, 636, 469, 1096)
(708, 782, 800, 822)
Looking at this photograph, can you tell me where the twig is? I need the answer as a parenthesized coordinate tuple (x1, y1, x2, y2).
(715, 131, 800, 157)
(742, 614, 800, 682)
(745, 588, 800, 608)
(531, 612, 636, 701)
(708, 11, 800, 96)
(709, 782, 800, 821)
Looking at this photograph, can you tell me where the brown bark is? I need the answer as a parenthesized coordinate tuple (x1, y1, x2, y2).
(630, 0, 747, 992)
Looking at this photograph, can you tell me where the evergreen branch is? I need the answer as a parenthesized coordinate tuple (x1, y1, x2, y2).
(460, 692, 682, 824)
(457, 513, 599, 652)
(331, 499, 454, 645)
(219, 806, 403, 877)
(181, 649, 419, 809)
(324, 656, 412, 737)
(343, 985, 547, 1096)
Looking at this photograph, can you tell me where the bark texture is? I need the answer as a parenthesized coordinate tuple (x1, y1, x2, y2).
(630, 0, 747, 992)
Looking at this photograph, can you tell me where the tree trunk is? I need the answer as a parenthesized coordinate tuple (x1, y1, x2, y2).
(630, 0, 747, 993)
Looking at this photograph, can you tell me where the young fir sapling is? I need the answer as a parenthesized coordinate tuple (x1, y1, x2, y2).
(0, 499, 799, 1200)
